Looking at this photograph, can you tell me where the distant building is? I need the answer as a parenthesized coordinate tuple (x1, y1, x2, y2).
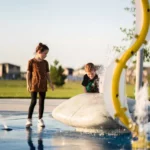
(0, 63, 20, 79)
(20, 72, 26, 80)
(63, 68, 75, 81)
(126, 66, 150, 84)
(63, 68, 74, 76)
(73, 68, 85, 77)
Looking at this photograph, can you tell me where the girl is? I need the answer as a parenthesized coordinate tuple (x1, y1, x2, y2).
(26, 43, 54, 128)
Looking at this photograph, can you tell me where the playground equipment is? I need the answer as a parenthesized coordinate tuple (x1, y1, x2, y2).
(52, 0, 150, 148)
(104, 0, 150, 148)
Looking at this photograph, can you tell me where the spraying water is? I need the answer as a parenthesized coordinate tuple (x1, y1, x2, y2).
(0, 115, 12, 131)
(0, 115, 8, 128)
(97, 46, 118, 94)
(134, 83, 149, 137)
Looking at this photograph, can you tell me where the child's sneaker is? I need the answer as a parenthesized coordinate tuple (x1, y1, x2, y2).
(38, 119, 45, 127)
(26, 119, 32, 128)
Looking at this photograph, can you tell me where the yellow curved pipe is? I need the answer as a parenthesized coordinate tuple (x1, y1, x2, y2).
(112, 0, 150, 134)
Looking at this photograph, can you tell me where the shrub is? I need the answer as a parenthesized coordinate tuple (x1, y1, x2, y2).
(50, 60, 66, 87)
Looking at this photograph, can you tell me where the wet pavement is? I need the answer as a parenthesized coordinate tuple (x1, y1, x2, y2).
(0, 112, 132, 150)
(0, 99, 132, 150)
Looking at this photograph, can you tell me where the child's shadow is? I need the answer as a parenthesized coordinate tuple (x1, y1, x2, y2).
(26, 127, 44, 150)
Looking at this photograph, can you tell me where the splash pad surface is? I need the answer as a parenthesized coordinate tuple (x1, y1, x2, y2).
(0, 99, 132, 150)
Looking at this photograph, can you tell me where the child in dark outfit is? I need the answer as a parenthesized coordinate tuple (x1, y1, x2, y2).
(26, 43, 54, 128)
(82, 63, 99, 93)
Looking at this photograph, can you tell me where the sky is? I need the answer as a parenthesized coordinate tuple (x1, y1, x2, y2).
(0, 0, 134, 71)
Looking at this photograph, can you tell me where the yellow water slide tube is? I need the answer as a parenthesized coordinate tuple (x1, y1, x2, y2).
(112, 0, 150, 137)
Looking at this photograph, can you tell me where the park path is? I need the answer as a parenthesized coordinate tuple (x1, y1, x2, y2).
(0, 99, 65, 112)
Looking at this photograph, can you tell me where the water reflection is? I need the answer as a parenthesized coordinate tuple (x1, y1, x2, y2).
(25, 127, 131, 150)
(26, 127, 44, 150)
(49, 131, 132, 150)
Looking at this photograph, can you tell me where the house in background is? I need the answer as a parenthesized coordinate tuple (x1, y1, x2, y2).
(63, 68, 74, 81)
(73, 68, 85, 81)
(20, 72, 26, 80)
(126, 66, 150, 84)
(0, 63, 20, 79)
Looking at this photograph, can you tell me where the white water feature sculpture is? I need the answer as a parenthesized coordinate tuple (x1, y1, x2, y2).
(52, 93, 127, 134)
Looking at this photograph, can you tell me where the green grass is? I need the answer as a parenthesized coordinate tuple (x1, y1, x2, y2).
(0, 80, 83, 99)
(126, 84, 135, 98)
(126, 84, 150, 99)
(0, 80, 149, 99)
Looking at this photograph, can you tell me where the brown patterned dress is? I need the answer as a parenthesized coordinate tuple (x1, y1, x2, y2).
(27, 58, 49, 92)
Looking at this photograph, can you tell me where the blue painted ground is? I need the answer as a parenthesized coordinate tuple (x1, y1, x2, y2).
(0, 112, 132, 150)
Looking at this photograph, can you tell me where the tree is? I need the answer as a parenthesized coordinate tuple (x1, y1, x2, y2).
(50, 60, 67, 87)
(113, 0, 150, 62)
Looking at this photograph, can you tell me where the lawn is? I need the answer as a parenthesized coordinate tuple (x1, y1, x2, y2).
(0, 80, 83, 99)
(0, 80, 145, 99)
